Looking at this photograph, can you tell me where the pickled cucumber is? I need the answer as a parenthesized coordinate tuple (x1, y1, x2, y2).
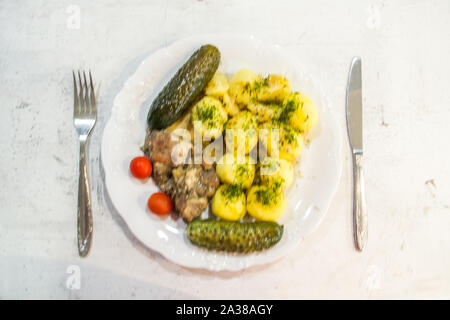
(186, 219, 283, 253)
(147, 44, 221, 130)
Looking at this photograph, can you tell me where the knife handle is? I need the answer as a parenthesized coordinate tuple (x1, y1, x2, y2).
(352, 152, 367, 251)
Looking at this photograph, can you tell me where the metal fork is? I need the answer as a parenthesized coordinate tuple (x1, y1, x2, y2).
(73, 70, 96, 257)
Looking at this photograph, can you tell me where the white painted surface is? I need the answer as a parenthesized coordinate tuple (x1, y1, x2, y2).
(1, 0, 449, 299)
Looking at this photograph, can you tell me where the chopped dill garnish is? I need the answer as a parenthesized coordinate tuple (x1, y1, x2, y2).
(252, 81, 262, 92)
(250, 77, 269, 95)
(269, 121, 300, 148)
(261, 159, 279, 175)
(241, 83, 251, 94)
(278, 100, 303, 124)
(221, 184, 244, 203)
(236, 165, 249, 178)
(195, 105, 215, 121)
(283, 127, 297, 146)
(193, 103, 221, 129)
(254, 185, 279, 206)
(272, 180, 282, 192)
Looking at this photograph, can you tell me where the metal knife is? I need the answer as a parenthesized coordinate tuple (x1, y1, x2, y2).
(346, 56, 367, 251)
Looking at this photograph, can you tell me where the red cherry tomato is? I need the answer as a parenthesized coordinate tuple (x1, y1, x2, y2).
(130, 156, 152, 179)
(147, 192, 173, 215)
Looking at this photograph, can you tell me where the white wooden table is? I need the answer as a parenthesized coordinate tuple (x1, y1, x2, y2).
(1, 0, 449, 299)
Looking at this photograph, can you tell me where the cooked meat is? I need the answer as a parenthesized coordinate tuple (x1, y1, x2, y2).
(143, 129, 177, 164)
(173, 165, 200, 192)
(158, 177, 176, 195)
(198, 168, 220, 197)
(202, 157, 214, 170)
(173, 193, 208, 223)
(171, 164, 220, 221)
(143, 130, 220, 222)
(152, 162, 172, 185)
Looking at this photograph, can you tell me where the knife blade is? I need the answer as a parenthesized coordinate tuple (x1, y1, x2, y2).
(346, 57, 363, 153)
(346, 56, 367, 251)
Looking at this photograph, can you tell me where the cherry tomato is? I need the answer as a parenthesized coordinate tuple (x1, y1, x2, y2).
(147, 192, 173, 215)
(130, 156, 152, 179)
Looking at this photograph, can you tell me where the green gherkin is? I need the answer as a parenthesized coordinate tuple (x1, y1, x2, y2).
(147, 44, 221, 130)
(186, 219, 283, 253)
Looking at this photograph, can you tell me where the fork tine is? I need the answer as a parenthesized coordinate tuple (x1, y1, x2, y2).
(83, 71, 90, 114)
(78, 70, 85, 113)
(73, 70, 79, 115)
(89, 70, 96, 115)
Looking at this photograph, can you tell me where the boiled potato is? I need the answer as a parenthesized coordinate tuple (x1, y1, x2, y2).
(212, 184, 247, 221)
(246, 185, 287, 221)
(255, 74, 291, 103)
(259, 157, 294, 190)
(191, 96, 228, 140)
(225, 110, 258, 155)
(222, 92, 240, 116)
(281, 92, 319, 134)
(228, 69, 261, 106)
(166, 107, 192, 132)
(216, 153, 256, 189)
(259, 121, 304, 162)
(230, 69, 260, 83)
(205, 71, 229, 97)
(247, 101, 283, 123)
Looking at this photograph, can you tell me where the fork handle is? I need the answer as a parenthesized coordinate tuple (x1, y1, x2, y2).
(352, 152, 367, 251)
(77, 139, 93, 257)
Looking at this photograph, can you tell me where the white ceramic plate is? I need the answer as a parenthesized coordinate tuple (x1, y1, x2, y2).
(101, 34, 342, 271)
